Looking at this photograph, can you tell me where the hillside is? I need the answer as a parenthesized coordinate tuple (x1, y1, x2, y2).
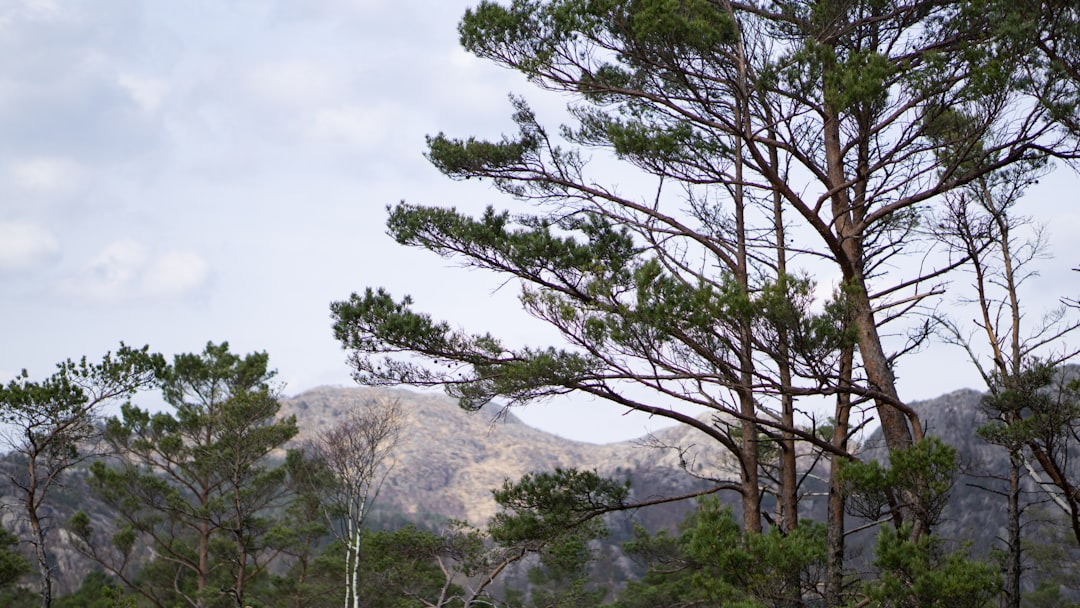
(0, 382, 1062, 598)
(278, 386, 738, 525)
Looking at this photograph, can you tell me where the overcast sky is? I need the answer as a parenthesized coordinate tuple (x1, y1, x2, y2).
(1, 0, 1078, 444)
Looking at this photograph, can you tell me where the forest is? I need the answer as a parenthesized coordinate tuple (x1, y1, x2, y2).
(3, 0, 1080, 606)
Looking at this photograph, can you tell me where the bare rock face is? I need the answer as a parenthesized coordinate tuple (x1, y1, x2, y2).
(279, 386, 738, 525)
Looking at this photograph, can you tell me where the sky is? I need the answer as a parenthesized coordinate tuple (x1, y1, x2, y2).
(1, 0, 1078, 444)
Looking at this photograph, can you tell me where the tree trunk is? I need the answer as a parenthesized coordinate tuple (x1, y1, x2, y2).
(198, 518, 210, 608)
(22, 455, 52, 608)
(1004, 450, 1022, 608)
(732, 59, 761, 535)
(27, 491, 51, 608)
(771, 129, 801, 607)
(350, 529, 362, 608)
(819, 46, 917, 460)
(825, 346, 854, 608)
(343, 522, 354, 608)
(233, 536, 247, 608)
(738, 388, 762, 534)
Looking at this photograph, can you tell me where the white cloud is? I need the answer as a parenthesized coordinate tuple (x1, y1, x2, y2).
(9, 157, 87, 198)
(303, 103, 398, 147)
(143, 250, 210, 298)
(62, 240, 209, 302)
(0, 221, 60, 272)
(5, 0, 66, 24)
(86, 239, 147, 295)
(117, 73, 168, 114)
(268, 0, 385, 21)
(247, 61, 340, 108)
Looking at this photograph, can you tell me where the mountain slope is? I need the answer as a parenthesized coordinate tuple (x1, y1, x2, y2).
(0, 382, 1051, 597)
(279, 386, 737, 525)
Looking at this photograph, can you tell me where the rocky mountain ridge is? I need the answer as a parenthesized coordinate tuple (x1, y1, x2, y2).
(0, 381, 1059, 597)
(279, 386, 737, 525)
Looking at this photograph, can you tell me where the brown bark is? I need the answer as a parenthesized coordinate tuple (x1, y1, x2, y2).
(197, 516, 209, 608)
(820, 48, 916, 456)
(26, 464, 51, 608)
(1029, 446, 1080, 544)
(825, 346, 853, 608)
(1004, 451, 1022, 608)
(732, 30, 761, 534)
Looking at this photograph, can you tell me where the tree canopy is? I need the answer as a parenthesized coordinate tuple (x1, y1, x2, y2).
(333, 0, 1080, 539)
(73, 342, 298, 608)
(331, 0, 1080, 605)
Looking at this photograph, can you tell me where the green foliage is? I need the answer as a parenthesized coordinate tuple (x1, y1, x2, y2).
(0, 344, 160, 608)
(333, 204, 851, 416)
(332, 284, 603, 411)
(612, 498, 825, 607)
(842, 437, 958, 532)
(426, 96, 566, 197)
(521, 572, 607, 608)
(570, 109, 726, 167)
(489, 469, 627, 607)
(1022, 582, 1080, 608)
(627, 0, 736, 50)
(0, 586, 37, 608)
(0, 344, 161, 432)
(288, 525, 477, 608)
(980, 361, 1080, 449)
(270, 449, 335, 563)
(366, 526, 472, 607)
(0, 527, 29, 591)
(824, 48, 896, 113)
(77, 342, 298, 608)
(426, 128, 538, 178)
(839, 457, 894, 522)
(490, 468, 629, 545)
(54, 572, 135, 608)
(0, 344, 161, 482)
(864, 526, 999, 608)
(1018, 508, 1080, 606)
(747, 274, 855, 374)
(272, 540, 344, 608)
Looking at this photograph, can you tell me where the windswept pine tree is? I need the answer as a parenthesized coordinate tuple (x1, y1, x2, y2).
(332, 1, 1080, 605)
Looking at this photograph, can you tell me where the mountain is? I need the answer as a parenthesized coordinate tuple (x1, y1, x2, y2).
(0, 382, 1063, 597)
(844, 378, 1080, 601)
(852, 387, 1051, 555)
(278, 386, 734, 526)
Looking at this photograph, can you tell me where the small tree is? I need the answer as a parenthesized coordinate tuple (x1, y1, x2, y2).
(271, 449, 337, 608)
(842, 437, 960, 540)
(612, 497, 826, 608)
(841, 438, 999, 608)
(0, 526, 30, 594)
(308, 397, 403, 608)
(354, 468, 627, 608)
(0, 345, 159, 608)
(71, 342, 297, 608)
(933, 148, 1079, 605)
(986, 367, 1080, 544)
(863, 527, 999, 608)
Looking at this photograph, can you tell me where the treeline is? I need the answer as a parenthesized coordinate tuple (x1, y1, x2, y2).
(0, 343, 638, 608)
(2, 345, 1080, 607)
